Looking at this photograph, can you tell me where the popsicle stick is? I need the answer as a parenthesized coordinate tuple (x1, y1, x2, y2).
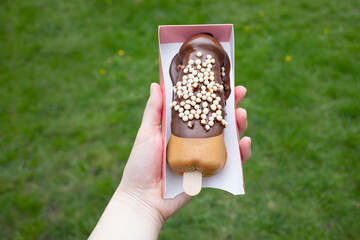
(183, 171, 202, 196)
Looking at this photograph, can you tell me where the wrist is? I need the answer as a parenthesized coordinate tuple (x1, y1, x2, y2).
(89, 186, 164, 240)
(113, 186, 164, 235)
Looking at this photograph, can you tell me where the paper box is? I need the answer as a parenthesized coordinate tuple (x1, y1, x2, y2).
(159, 24, 244, 199)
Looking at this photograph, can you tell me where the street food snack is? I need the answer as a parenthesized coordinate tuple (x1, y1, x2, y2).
(166, 33, 231, 195)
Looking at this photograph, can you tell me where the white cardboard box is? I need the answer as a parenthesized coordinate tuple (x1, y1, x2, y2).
(159, 24, 244, 199)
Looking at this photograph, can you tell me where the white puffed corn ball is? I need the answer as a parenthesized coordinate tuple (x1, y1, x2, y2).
(216, 115, 223, 121)
(195, 114, 200, 119)
(199, 77, 204, 82)
(197, 72, 203, 78)
(183, 94, 189, 99)
(207, 64, 212, 68)
(188, 121, 193, 128)
(201, 95, 207, 101)
(204, 80, 209, 85)
(190, 109, 196, 114)
(191, 101, 196, 106)
(193, 77, 198, 83)
(201, 114, 207, 119)
(174, 105, 180, 111)
(178, 107, 184, 112)
(200, 119, 206, 125)
(206, 68, 211, 72)
(221, 67, 225, 71)
(190, 96, 196, 101)
(210, 104, 217, 111)
(195, 59, 202, 65)
(211, 59, 215, 63)
(196, 98, 201, 103)
(213, 100, 219, 105)
(188, 114, 194, 120)
(213, 86, 218, 91)
(180, 101, 185, 106)
(205, 125, 210, 131)
(217, 105, 222, 110)
(202, 62, 207, 67)
(184, 110, 190, 115)
(183, 68, 188, 74)
(196, 109, 202, 114)
(209, 76, 215, 81)
(216, 96, 221, 101)
(185, 99, 191, 104)
(202, 102, 208, 108)
(182, 75, 188, 80)
(194, 105, 200, 110)
(181, 86, 187, 91)
(196, 93, 202, 98)
(188, 60, 194, 65)
(204, 72, 209, 76)
(216, 110, 222, 115)
(188, 78, 194, 84)
(210, 71, 214, 76)
(203, 108, 209, 114)
(222, 72, 226, 77)
(196, 52, 202, 57)
(209, 116, 214, 121)
(208, 121, 214, 127)
(197, 65, 202, 69)
(206, 55, 212, 59)
(182, 80, 187, 85)
(207, 97, 213, 102)
(212, 112, 217, 118)
(206, 59, 211, 64)
(193, 70, 197, 76)
(220, 85, 224, 90)
(211, 93, 217, 99)
(182, 115, 188, 122)
(189, 68, 194, 73)
(177, 82, 182, 87)
(188, 74, 194, 79)
(179, 112, 184, 118)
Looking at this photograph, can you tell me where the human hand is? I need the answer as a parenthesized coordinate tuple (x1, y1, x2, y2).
(117, 83, 251, 221)
(89, 83, 251, 239)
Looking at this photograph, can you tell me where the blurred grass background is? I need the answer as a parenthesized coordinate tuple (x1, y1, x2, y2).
(1, 0, 359, 239)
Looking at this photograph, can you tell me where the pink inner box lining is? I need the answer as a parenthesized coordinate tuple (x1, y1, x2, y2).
(159, 24, 233, 44)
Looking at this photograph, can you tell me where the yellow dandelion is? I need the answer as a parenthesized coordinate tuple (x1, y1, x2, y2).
(243, 25, 250, 31)
(99, 69, 106, 75)
(285, 56, 292, 62)
(259, 11, 264, 17)
(117, 49, 125, 56)
(105, 0, 111, 4)
(323, 28, 329, 34)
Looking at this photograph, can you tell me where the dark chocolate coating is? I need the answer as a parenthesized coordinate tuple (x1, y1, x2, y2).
(169, 33, 231, 138)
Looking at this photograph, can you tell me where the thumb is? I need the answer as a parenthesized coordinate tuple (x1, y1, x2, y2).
(140, 83, 163, 129)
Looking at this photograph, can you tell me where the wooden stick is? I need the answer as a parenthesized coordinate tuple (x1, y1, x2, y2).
(183, 171, 202, 196)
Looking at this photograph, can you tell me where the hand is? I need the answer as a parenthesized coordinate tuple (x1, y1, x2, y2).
(89, 83, 251, 239)
(118, 83, 251, 221)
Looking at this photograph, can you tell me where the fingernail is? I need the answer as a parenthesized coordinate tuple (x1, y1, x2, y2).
(150, 83, 155, 96)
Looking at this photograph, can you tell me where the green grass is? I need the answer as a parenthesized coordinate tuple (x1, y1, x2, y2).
(1, 0, 359, 239)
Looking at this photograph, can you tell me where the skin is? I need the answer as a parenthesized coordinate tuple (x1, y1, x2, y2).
(89, 83, 251, 240)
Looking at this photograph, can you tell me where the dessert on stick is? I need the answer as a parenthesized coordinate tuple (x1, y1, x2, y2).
(166, 33, 231, 196)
